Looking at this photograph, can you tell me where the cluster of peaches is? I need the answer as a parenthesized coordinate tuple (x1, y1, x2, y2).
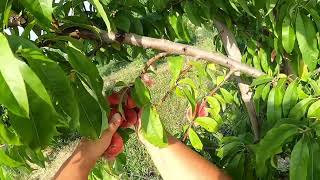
(103, 90, 140, 160)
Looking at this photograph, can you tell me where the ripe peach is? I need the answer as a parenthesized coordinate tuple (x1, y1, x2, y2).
(107, 92, 120, 105)
(120, 108, 138, 128)
(126, 95, 136, 109)
(104, 132, 124, 158)
(196, 101, 208, 117)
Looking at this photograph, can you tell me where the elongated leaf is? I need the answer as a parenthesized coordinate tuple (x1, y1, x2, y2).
(308, 140, 320, 180)
(91, 0, 112, 32)
(266, 0, 278, 15)
(256, 124, 299, 176)
(290, 137, 309, 180)
(267, 87, 283, 127)
(261, 82, 271, 101)
(237, 0, 255, 18)
(296, 12, 319, 70)
(168, 56, 184, 87)
(215, 94, 226, 112)
(188, 128, 202, 150)
(19, 0, 53, 28)
(141, 104, 167, 147)
(259, 48, 269, 73)
(73, 78, 104, 139)
(282, 81, 298, 117)
(195, 117, 218, 133)
(251, 75, 273, 87)
(308, 100, 320, 119)
(18, 61, 54, 109)
(289, 98, 316, 121)
(131, 78, 151, 108)
(20, 49, 79, 127)
(0, 33, 28, 117)
(0, 123, 20, 145)
(183, 1, 201, 26)
(0, 149, 23, 168)
(282, 16, 296, 53)
(66, 47, 108, 111)
(9, 84, 58, 150)
(207, 96, 220, 115)
(217, 141, 242, 159)
(114, 12, 131, 32)
(220, 88, 234, 104)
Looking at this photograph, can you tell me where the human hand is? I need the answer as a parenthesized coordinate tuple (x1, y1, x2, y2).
(75, 113, 123, 162)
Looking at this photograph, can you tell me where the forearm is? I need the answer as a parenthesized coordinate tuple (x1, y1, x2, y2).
(143, 136, 230, 180)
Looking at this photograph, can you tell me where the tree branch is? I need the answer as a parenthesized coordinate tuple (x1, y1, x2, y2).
(99, 31, 264, 77)
(213, 20, 260, 141)
(143, 52, 168, 73)
(156, 65, 192, 108)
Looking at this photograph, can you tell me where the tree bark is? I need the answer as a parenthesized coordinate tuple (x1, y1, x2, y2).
(99, 31, 264, 78)
(213, 20, 260, 141)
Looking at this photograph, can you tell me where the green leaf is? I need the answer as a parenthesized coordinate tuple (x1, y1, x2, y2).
(66, 47, 108, 111)
(130, 18, 143, 35)
(0, 33, 28, 117)
(289, 98, 316, 121)
(0, 123, 20, 145)
(296, 12, 319, 70)
(207, 96, 220, 115)
(282, 81, 298, 117)
(0, 149, 23, 168)
(183, 0, 202, 26)
(18, 60, 54, 109)
(266, 0, 278, 16)
(195, 117, 218, 133)
(309, 79, 320, 96)
(0, 0, 12, 30)
(153, 0, 168, 10)
(215, 94, 226, 112)
(237, 0, 255, 18)
(141, 104, 167, 147)
(91, 0, 112, 32)
(250, 75, 273, 87)
(20, 0, 53, 28)
(20, 49, 79, 127)
(308, 140, 320, 180)
(308, 100, 320, 119)
(114, 12, 131, 32)
(220, 88, 234, 104)
(6, 35, 39, 52)
(267, 87, 283, 127)
(168, 56, 184, 87)
(217, 141, 242, 159)
(290, 137, 309, 180)
(73, 78, 105, 139)
(253, 55, 261, 70)
(188, 128, 203, 150)
(261, 82, 271, 101)
(259, 48, 269, 73)
(9, 84, 58, 150)
(256, 124, 299, 177)
(282, 16, 296, 53)
(131, 78, 151, 108)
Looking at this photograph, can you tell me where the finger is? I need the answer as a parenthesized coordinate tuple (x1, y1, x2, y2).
(102, 113, 122, 139)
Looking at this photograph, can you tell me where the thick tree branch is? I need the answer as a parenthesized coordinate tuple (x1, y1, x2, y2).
(213, 20, 260, 141)
(99, 31, 264, 77)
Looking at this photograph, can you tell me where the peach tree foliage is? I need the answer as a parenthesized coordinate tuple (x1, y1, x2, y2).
(0, 0, 320, 179)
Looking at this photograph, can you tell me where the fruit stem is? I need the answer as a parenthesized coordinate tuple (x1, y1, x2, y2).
(142, 52, 168, 74)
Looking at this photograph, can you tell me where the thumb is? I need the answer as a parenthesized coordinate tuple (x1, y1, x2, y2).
(104, 113, 122, 137)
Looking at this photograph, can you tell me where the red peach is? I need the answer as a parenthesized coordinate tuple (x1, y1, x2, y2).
(107, 92, 120, 105)
(104, 132, 124, 158)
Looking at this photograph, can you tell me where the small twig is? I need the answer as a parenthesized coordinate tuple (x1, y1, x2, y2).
(207, 69, 236, 97)
(156, 65, 192, 107)
(182, 69, 236, 142)
(143, 52, 168, 73)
